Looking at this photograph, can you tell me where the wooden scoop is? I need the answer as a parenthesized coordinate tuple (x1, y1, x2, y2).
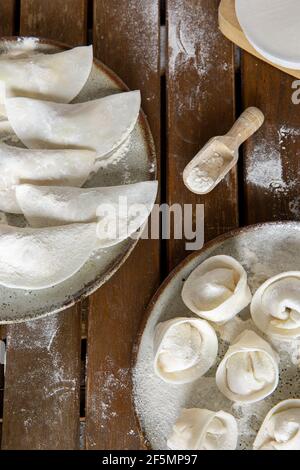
(183, 107, 264, 195)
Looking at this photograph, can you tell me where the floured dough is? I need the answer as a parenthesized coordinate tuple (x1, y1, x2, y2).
(153, 317, 218, 384)
(16, 181, 158, 247)
(167, 408, 238, 450)
(0, 223, 97, 290)
(216, 330, 279, 404)
(251, 272, 300, 340)
(182, 255, 252, 323)
(0, 142, 96, 213)
(236, 0, 300, 69)
(254, 399, 300, 450)
(5, 91, 141, 159)
(0, 45, 93, 115)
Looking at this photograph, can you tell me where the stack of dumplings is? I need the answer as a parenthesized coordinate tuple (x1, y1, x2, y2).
(152, 254, 300, 450)
(0, 41, 158, 290)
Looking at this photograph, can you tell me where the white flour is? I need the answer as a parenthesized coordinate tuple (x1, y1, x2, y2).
(186, 153, 228, 193)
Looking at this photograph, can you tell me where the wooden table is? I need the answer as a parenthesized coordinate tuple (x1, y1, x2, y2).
(0, 0, 299, 450)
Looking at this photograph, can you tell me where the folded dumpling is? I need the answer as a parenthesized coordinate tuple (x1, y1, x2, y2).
(167, 408, 238, 450)
(16, 181, 157, 247)
(0, 45, 93, 115)
(153, 317, 218, 384)
(182, 255, 252, 324)
(6, 91, 141, 159)
(216, 330, 279, 404)
(0, 223, 97, 290)
(253, 399, 300, 450)
(251, 272, 300, 340)
(0, 142, 96, 213)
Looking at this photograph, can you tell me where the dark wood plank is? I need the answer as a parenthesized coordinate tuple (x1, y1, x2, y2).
(20, 0, 87, 45)
(0, 0, 15, 36)
(85, 0, 161, 450)
(1, 0, 88, 449)
(166, 0, 238, 270)
(242, 53, 300, 223)
(2, 310, 82, 449)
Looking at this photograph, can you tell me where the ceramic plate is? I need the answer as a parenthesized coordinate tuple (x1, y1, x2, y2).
(133, 222, 300, 450)
(0, 37, 156, 323)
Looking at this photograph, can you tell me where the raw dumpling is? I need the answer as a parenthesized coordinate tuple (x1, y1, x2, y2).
(253, 399, 300, 450)
(0, 223, 97, 290)
(251, 272, 300, 340)
(0, 45, 93, 115)
(153, 317, 218, 384)
(167, 408, 238, 450)
(0, 142, 96, 213)
(182, 255, 252, 324)
(216, 330, 279, 404)
(16, 181, 158, 247)
(6, 91, 141, 159)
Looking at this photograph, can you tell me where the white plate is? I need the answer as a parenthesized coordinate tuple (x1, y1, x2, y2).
(236, 0, 300, 70)
(0, 37, 156, 323)
(133, 222, 300, 450)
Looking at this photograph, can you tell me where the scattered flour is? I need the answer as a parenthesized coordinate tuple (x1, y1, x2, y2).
(186, 152, 227, 193)
(247, 124, 300, 195)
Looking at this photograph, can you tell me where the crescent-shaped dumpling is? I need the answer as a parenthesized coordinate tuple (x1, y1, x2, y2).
(251, 272, 300, 340)
(153, 317, 218, 384)
(182, 255, 252, 323)
(216, 330, 279, 404)
(16, 181, 158, 247)
(167, 408, 238, 450)
(0, 223, 97, 290)
(0, 142, 96, 213)
(0, 45, 93, 115)
(253, 399, 300, 450)
(5, 91, 141, 159)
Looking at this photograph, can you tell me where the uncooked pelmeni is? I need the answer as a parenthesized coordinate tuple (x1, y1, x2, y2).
(0, 142, 96, 213)
(216, 330, 279, 404)
(16, 181, 158, 247)
(181, 255, 252, 324)
(254, 399, 300, 450)
(6, 91, 141, 159)
(167, 408, 238, 450)
(0, 223, 98, 290)
(153, 317, 218, 384)
(251, 272, 300, 340)
(0, 45, 93, 115)
(236, 0, 300, 70)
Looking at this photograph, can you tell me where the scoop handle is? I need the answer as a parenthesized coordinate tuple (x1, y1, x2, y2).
(226, 107, 264, 149)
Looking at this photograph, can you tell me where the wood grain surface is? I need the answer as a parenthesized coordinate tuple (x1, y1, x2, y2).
(242, 53, 300, 224)
(1, 0, 88, 450)
(0, 0, 15, 36)
(20, 0, 87, 45)
(85, 0, 161, 450)
(166, 0, 238, 271)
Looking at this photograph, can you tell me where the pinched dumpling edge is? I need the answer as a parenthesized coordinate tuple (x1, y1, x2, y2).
(153, 317, 218, 384)
(182, 255, 252, 324)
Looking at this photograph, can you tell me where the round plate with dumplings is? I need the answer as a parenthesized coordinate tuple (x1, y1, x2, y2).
(133, 222, 300, 450)
(0, 37, 156, 323)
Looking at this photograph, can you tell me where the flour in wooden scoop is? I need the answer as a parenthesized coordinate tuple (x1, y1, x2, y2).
(185, 140, 235, 194)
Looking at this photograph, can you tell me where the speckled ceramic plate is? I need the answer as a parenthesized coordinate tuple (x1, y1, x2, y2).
(0, 37, 156, 323)
(133, 222, 300, 450)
